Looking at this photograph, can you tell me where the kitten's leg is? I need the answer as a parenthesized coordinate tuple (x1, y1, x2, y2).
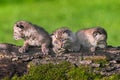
(41, 43, 50, 55)
(19, 41, 29, 53)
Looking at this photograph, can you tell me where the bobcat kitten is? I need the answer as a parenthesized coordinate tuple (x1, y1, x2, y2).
(51, 27, 80, 54)
(13, 20, 51, 55)
(76, 27, 107, 52)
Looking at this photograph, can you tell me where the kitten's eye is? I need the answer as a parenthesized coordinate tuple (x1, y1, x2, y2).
(16, 24, 24, 29)
(61, 39, 64, 42)
(54, 41, 58, 44)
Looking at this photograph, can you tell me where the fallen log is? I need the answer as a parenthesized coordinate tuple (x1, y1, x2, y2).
(0, 43, 120, 79)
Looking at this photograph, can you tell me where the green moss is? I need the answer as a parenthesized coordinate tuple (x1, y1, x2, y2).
(102, 74, 120, 80)
(67, 65, 102, 80)
(11, 62, 73, 80)
(2, 61, 118, 80)
(93, 59, 108, 68)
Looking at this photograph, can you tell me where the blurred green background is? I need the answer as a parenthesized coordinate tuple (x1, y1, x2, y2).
(0, 0, 120, 46)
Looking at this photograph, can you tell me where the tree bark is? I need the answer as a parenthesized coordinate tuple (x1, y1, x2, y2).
(0, 43, 120, 79)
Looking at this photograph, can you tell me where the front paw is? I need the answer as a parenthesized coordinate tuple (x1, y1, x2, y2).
(19, 47, 27, 53)
(90, 47, 96, 52)
(42, 47, 50, 55)
(53, 48, 66, 54)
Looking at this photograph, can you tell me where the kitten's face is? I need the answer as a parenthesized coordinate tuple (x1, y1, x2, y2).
(13, 21, 32, 40)
(93, 29, 107, 48)
(13, 23, 24, 40)
(52, 33, 72, 49)
(93, 31, 107, 42)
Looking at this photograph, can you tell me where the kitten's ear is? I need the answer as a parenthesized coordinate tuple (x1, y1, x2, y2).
(16, 24, 24, 29)
(50, 34, 54, 38)
(64, 30, 70, 33)
(51, 34, 57, 38)
(93, 31, 101, 37)
(65, 30, 72, 36)
(50, 33, 54, 36)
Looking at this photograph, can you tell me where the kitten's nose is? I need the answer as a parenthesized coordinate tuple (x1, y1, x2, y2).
(60, 43, 63, 48)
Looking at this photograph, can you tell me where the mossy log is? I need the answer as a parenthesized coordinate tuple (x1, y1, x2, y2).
(0, 43, 120, 79)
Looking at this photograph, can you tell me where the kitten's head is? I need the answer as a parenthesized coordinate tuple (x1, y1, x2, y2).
(93, 27, 107, 48)
(13, 21, 32, 40)
(93, 27, 107, 41)
(52, 27, 73, 49)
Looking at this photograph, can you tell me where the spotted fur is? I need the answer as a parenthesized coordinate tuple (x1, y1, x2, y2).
(76, 27, 107, 52)
(13, 20, 51, 55)
(51, 27, 80, 54)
